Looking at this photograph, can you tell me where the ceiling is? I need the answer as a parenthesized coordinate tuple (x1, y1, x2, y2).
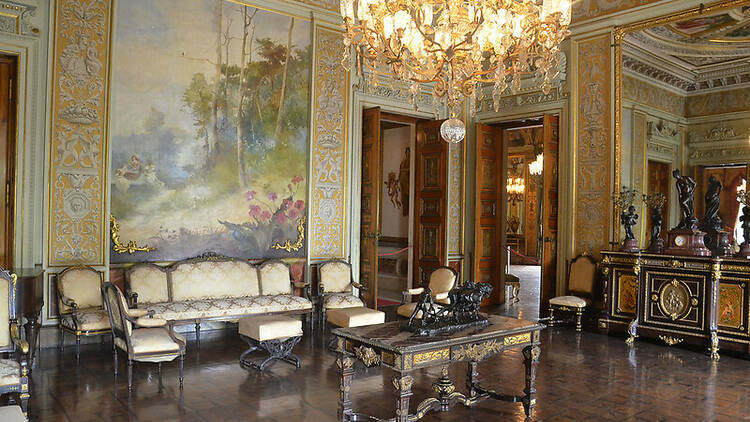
(623, 6, 750, 93)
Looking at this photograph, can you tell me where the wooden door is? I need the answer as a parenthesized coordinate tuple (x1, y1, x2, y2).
(360, 107, 382, 309)
(474, 123, 505, 305)
(647, 160, 670, 241)
(414, 120, 447, 288)
(540, 115, 558, 315)
(0, 55, 16, 269)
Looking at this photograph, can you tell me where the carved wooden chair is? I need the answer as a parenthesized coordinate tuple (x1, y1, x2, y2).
(102, 283, 185, 392)
(0, 269, 30, 418)
(317, 260, 365, 324)
(548, 254, 598, 332)
(397, 266, 458, 319)
(56, 266, 110, 361)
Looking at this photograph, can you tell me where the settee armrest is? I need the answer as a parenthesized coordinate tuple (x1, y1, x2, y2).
(135, 316, 167, 328)
(126, 308, 151, 318)
(127, 291, 139, 308)
(351, 282, 366, 301)
(293, 280, 310, 299)
(401, 287, 425, 304)
(9, 322, 29, 354)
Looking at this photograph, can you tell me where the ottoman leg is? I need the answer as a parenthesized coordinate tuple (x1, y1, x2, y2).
(240, 336, 302, 371)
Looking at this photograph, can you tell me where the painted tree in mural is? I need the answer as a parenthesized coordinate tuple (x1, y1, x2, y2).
(109, 0, 311, 262)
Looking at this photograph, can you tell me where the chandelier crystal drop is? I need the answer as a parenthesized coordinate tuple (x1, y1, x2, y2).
(340, 0, 571, 143)
(528, 153, 543, 175)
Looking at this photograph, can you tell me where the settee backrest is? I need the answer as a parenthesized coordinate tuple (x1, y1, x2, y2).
(126, 263, 169, 304)
(170, 258, 260, 301)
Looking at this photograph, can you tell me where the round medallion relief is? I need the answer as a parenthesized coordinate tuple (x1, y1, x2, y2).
(659, 280, 689, 321)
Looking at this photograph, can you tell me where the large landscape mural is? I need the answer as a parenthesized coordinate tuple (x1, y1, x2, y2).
(109, 0, 311, 262)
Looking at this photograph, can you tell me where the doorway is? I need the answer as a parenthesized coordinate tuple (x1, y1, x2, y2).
(0, 54, 17, 269)
(479, 114, 559, 320)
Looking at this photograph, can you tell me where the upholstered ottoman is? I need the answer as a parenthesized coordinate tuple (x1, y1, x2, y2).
(0, 405, 26, 422)
(238, 315, 303, 371)
(326, 307, 385, 349)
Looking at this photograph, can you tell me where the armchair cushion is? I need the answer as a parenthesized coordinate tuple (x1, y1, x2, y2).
(323, 293, 364, 309)
(0, 358, 20, 387)
(60, 308, 110, 332)
(127, 265, 169, 304)
(135, 317, 167, 328)
(239, 315, 302, 341)
(405, 287, 425, 296)
(319, 261, 352, 293)
(0, 279, 9, 349)
(171, 260, 259, 301)
(144, 295, 312, 321)
(549, 295, 589, 308)
(59, 268, 102, 311)
(127, 328, 183, 355)
(259, 262, 292, 295)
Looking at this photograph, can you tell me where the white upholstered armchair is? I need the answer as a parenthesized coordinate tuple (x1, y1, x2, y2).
(397, 266, 458, 318)
(317, 260, 365, 323)
(56, 266, 110, 360)
(0, 269, 30, 418)
(102, 283, 185, 392)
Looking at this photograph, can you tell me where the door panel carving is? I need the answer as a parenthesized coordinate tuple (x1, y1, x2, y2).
(360, 107, 381, 308)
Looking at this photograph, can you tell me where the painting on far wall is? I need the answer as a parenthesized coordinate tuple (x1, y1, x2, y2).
(109, 0, 311, 263)
(506, 127, 542, 148)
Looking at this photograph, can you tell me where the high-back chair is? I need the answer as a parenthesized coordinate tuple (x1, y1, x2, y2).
(0, 269, 30, 417)
(317, 260, 365, 323)
(102, 282, 185, 392)
(56, 266, 110, 360)
(548, 254, 598, 332)
(397, 266, 458, 318)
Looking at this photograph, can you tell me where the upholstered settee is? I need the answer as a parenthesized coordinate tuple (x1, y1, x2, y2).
(125, 256, 312, 343)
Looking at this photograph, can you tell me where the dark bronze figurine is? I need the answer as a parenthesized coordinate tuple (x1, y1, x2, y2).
(673, 169, 698, 230)
(741, 206, 750, 247)
(621, 205, 638, 240)
(701, 175, 723, 233)
(649, 207, 662, 246)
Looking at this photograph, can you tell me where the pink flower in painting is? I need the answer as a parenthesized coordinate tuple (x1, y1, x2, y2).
(288, 208, 299, 219)
(288, 184, 292, 190)
(245, 191, 256, 201)
(248, 205, 262, 218)
(294, 200, 305, 210)
(260, 211, 272, 222)
(273, 213, 288, 224)
(292, 176, 303, 184)
(268, 192, 278, 201)
(281, 198, 293, 210)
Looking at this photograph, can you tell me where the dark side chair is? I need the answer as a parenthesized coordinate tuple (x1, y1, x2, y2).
(0, 268, 30, 417)
(548, 254, 598, 332)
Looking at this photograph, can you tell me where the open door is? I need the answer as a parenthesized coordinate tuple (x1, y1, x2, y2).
(474, 123, 505, 305)
(0, 55, 16, 269)
(414, 120, 448, 288)
(540, 114, 559, 316)
(360, 107, 382, 309)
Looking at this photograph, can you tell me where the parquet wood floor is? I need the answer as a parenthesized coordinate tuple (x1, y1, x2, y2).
(21, 310, 750, 421)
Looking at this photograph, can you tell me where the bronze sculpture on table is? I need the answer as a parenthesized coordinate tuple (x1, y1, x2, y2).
(665, 170, 710, 256)
(700, 176, 731, 257)
(407, 281, 493, 336)
(738, 190, 750, 258)
(644, 193, 666, 253)
(620, 205, 639, 252)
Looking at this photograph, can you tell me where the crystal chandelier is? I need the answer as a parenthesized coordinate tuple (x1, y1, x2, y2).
(340, 0, 571, 143)
(528, 153, 543, 175)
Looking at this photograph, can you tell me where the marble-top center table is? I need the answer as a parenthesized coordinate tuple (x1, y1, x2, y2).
(332, 314, 544, 421)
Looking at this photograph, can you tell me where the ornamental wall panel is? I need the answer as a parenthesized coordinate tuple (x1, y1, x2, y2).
(623, 75, 685, 117)
(575, 35, 611, 256)
(47, 0, 111, 267)
(448, 141, 464, 256)
(572, 0, 660, 23)
(310, 26, 349, 259)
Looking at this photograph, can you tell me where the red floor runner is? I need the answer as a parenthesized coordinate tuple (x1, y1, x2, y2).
(377, 298, 399, 307)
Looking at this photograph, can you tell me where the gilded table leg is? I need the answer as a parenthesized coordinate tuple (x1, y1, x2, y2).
(709, 331, 720, 361)
(522, 345, 540, 419)
(392, 374, 414, 422)
(466, 360, 479, 398)
(337, 356, 354, 422)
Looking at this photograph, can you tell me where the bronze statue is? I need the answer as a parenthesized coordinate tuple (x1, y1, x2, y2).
(741, 206, 750, 247)
(649, 207, 662, 245)
(702, 175, 723, 232)
(407, 281, 493, 336)
(621, 205, 638, 240)
(673, 169, 697, 230)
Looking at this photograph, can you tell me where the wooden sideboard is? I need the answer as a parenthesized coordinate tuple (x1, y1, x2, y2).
(598, 251, 750, 359)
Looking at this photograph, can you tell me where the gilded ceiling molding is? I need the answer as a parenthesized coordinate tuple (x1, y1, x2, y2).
(0, 1, 39, 36)
(309, 26, 349, 259)
(686, 87, 750, 117)
(47, 0, 112, 266)
(572, 0, 659, 23)
(623, 75, 685, 117)
(296, 0, 338, 12)
(575, 35, 611, 256)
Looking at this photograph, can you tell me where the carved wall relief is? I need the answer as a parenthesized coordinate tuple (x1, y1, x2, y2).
(48, 0, 112, 266)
